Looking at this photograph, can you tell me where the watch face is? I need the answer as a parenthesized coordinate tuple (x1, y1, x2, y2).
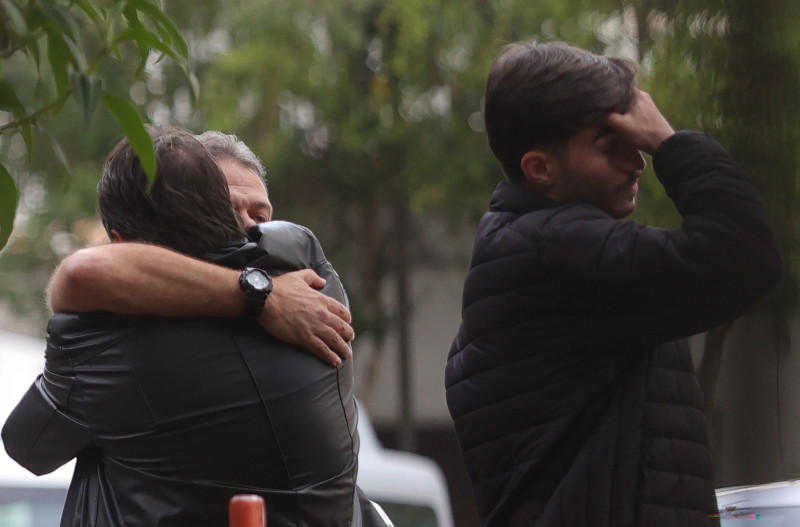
(246, 272, 270, 290)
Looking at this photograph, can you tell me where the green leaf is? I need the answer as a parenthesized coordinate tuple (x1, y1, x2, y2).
(46, 32, 73, 96)
(122, 5, 143, 29)
(39, 2, 81, 40)
(0, 79, 27, 115)
(23, 33, 41, 68)
(59, 32, 89, 72)
(187, 71, 200, 102)
(0, 162, 18, 252)
(128, 0, 189, 59)
(0, 80, 33, 155)
(108, 1, 127, 18)
(114, 27, 181, 63)
(72, 0, 106, 38)
(69, 72, 103, 122)
(42, 129, 73, 191)
(0, 0, 29, 37)
(101, 92, 156, 182)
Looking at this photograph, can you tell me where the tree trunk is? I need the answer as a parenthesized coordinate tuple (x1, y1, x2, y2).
(394, 196, 416, 452)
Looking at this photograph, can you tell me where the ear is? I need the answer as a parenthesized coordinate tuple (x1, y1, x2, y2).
(110, 229, 125, 243)
(520, 150, 557, 191)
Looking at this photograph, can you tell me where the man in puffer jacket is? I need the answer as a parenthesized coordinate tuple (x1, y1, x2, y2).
(445, 40, 782, 527)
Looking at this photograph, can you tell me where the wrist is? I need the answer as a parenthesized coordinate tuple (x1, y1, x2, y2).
(239, 268, 273, 319)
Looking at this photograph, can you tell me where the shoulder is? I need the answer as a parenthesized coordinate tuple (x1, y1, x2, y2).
(471, 202, 654, 282)
(246, 221, 330, 272)
(255, 220, 320, 248)
(475, 202, 612, 254)
(45, 312, 146, 362)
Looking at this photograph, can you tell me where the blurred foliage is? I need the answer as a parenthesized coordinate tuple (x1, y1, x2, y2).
(0, 0, 196, 240)
(1, 0, 799, 343)
(172, 0, 623, 350)
(640, 0, 800, 311)
(0, 0, 194, 330)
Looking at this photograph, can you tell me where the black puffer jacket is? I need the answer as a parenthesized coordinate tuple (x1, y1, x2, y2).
(445, 132, 782, 527)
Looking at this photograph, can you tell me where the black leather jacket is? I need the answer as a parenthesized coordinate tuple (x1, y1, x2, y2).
(3, 221, 377, 527)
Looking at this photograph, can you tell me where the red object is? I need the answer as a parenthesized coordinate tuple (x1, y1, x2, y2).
(229, 494, 266, 527)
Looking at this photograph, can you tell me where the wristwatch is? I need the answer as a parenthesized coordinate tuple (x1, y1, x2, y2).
(239, 267, 273, 319)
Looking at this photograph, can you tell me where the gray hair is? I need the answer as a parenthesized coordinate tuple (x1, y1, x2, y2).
(194, 131, 267, 185)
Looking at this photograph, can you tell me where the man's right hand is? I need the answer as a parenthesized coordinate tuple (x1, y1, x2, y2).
(606, 89, 675, 155)
(49, 244, 354, 367)
(260, 270, 354, 367)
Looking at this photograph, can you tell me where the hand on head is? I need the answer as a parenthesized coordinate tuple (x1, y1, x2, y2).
(605, 90, 675, 155)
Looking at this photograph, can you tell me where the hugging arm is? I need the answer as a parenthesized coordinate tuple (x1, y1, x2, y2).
(48, 243, 353, 365)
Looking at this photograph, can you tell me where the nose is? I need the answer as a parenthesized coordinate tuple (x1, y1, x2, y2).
(634, 150, 646, 171)
(236, 207, 258, 230)
(622, 143, 646, 172)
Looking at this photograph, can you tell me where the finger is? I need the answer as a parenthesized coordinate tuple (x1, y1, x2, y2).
(326, 330, 353, 361)
(297, 269, 327, 289)
(334, 316, 355, 342)
(306, 336, 343, 367)
(307, 321, 352, 360)
(323, 303, 354, 341)
(327, 298, 352, 324)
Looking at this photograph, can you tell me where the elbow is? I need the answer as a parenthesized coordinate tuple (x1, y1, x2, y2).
(740, 245, 784, 306)
(0, 420, 45, 476)
(758, 240, 784, 290)
(767, 252, 784, 287)
(48, 247, 112, 313)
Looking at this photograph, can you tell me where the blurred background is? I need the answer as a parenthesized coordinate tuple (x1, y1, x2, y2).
(2, 1, 800, 525)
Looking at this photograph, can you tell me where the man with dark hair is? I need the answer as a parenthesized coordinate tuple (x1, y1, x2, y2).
(445, 41, 782, 526)
(3, 129, 382, 526)
(97, 129, 244, 255)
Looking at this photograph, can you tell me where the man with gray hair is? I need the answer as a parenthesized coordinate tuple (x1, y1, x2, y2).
(196, 131, 275, 230)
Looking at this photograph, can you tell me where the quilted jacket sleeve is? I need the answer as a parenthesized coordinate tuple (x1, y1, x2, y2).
(527, 131, 781, 351)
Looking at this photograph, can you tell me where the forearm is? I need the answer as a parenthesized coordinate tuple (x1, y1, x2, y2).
(47, 242, 355, 365)
(48, 243, 244, 316)
(654, 130, 781, 277)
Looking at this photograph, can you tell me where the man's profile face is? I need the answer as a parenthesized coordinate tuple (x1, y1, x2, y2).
(218, 158, 273, 228)
(548, 123, 646, 219)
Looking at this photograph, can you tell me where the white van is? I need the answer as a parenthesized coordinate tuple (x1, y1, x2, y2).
(0, 330, 454, 527)
(356, 404, 454, 527)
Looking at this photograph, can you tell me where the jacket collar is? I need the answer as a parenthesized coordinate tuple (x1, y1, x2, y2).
(202, 227, 262, 269)
(489, 180, 557, 215)
(203, 241, 258, 270)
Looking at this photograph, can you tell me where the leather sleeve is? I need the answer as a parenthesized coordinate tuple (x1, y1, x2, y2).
(253, 221, 349, 308)
(2, 373, 93, 476)
(213, 220, 350, 307)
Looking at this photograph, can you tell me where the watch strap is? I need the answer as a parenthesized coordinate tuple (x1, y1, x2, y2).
(239, 268, 272, 319)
